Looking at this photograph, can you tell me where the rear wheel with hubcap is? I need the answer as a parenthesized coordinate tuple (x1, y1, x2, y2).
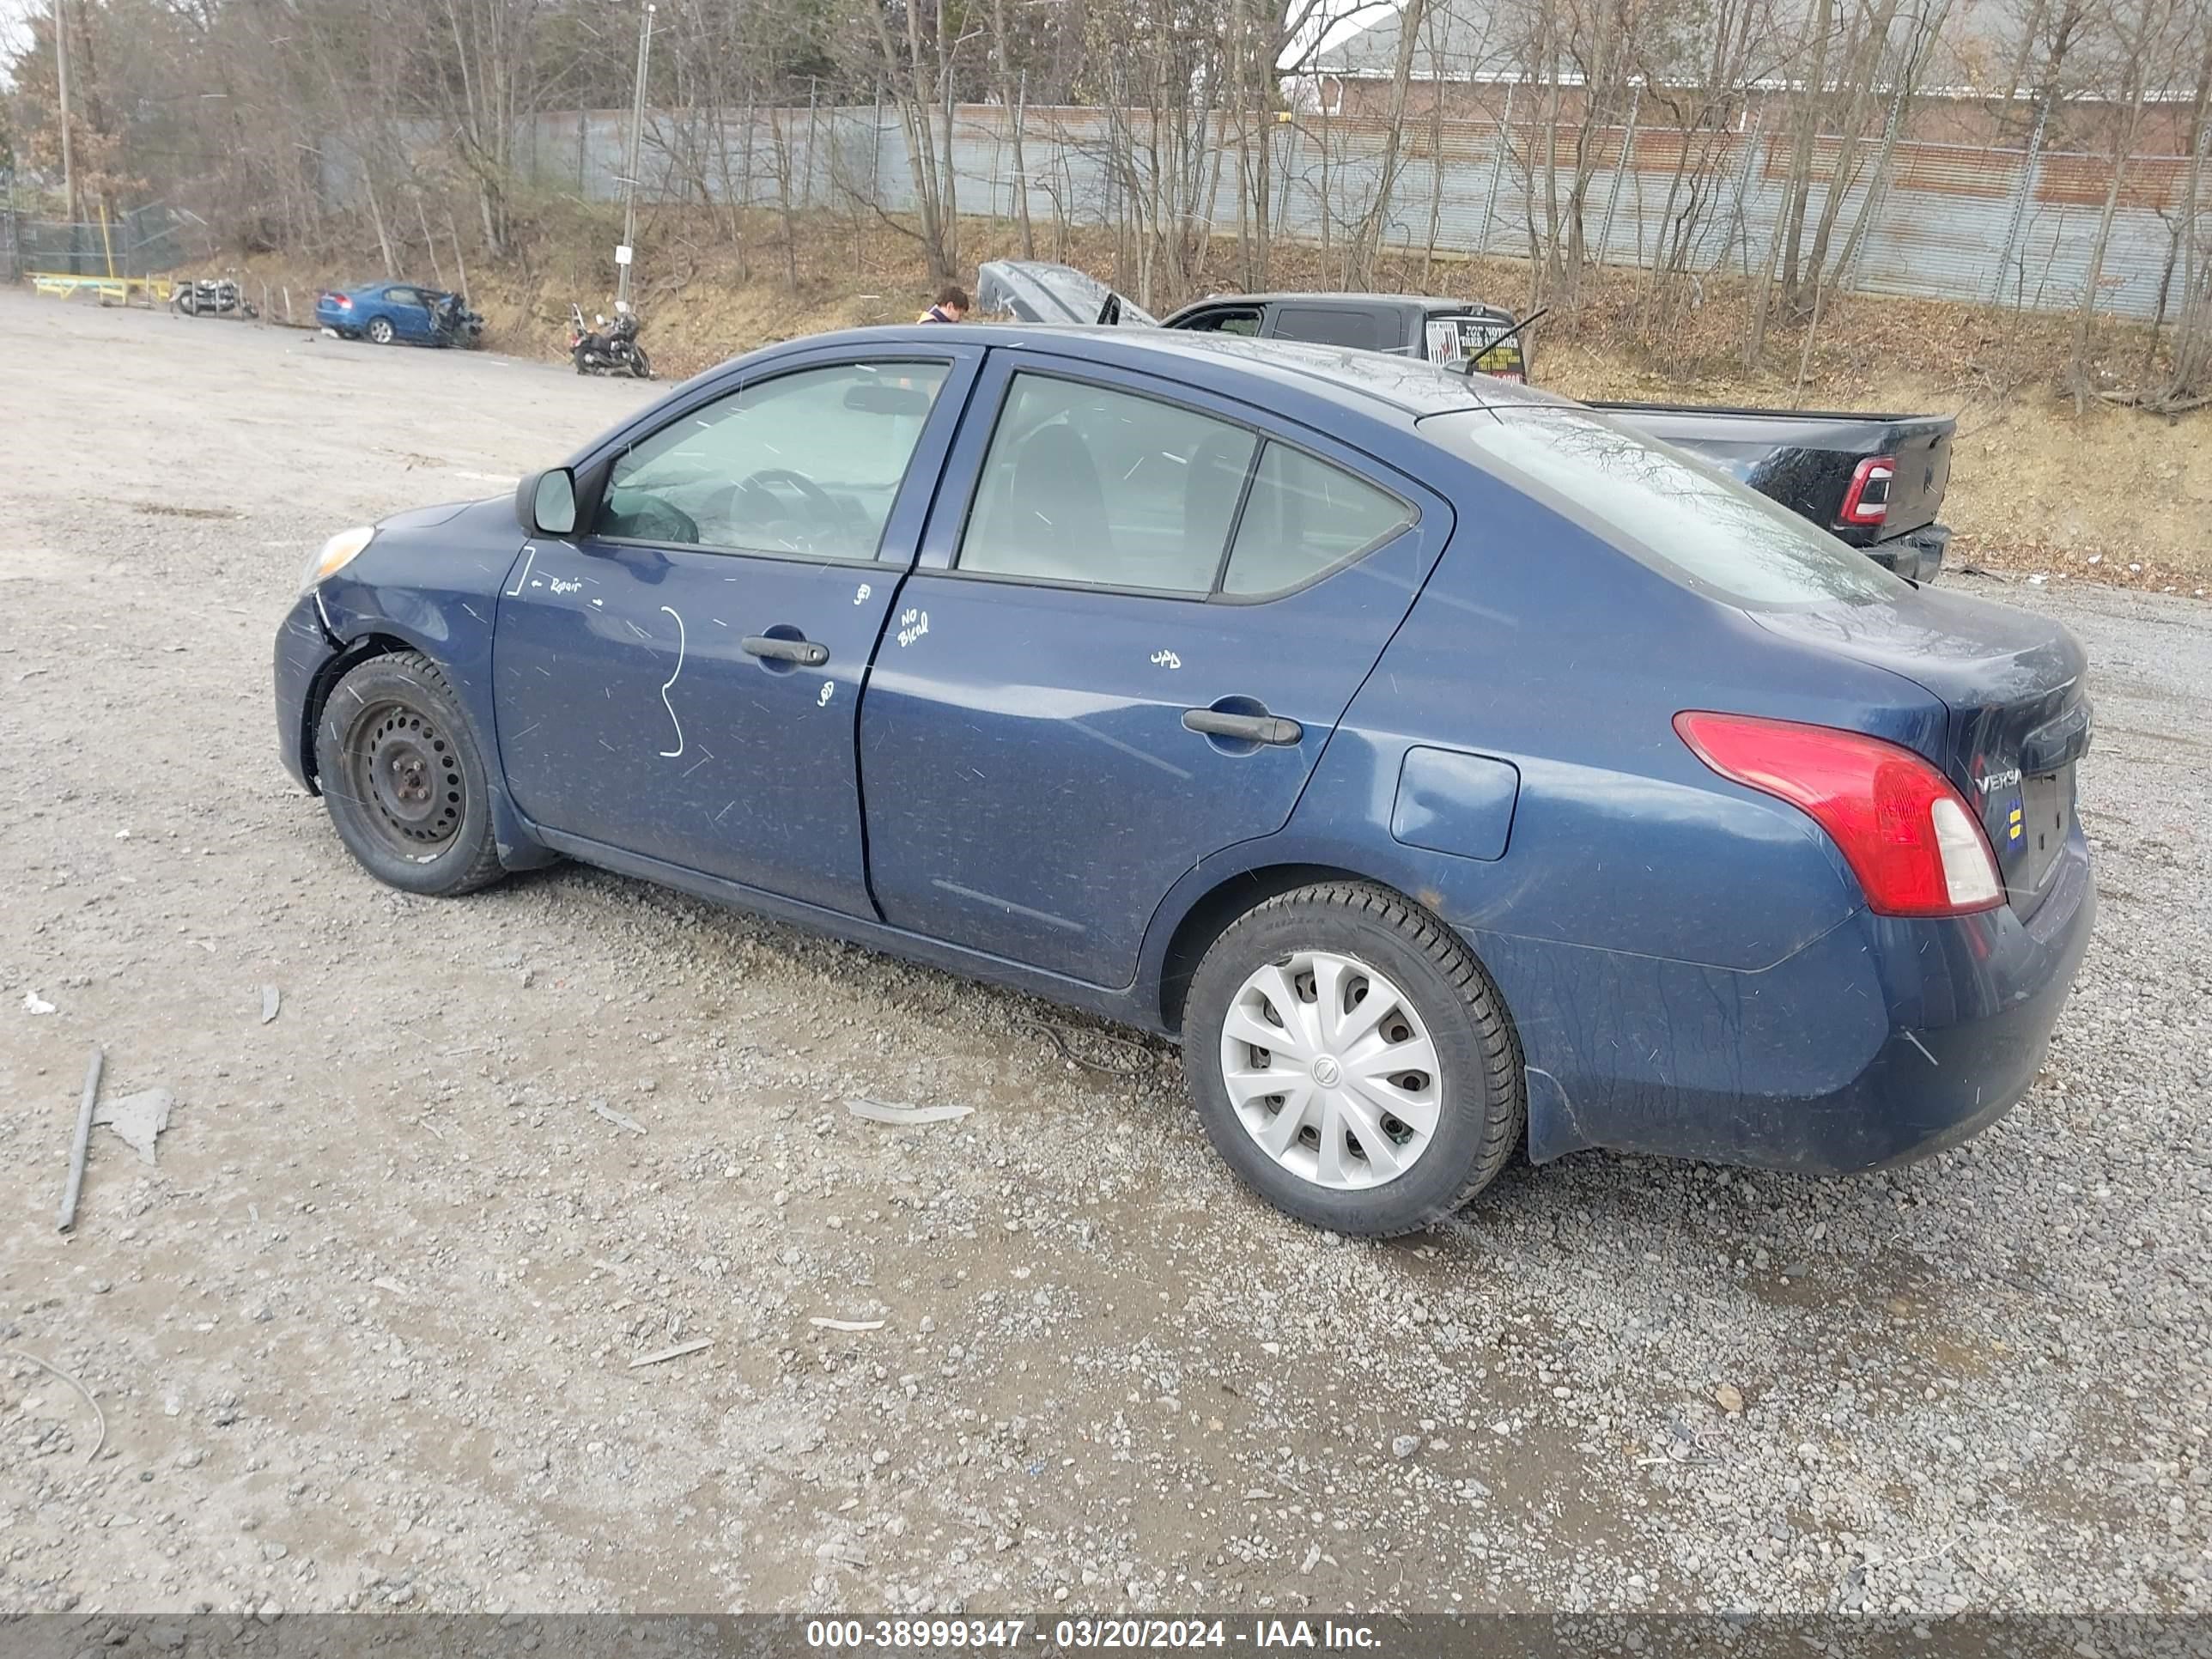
(1183, 882, 1523, 1236)
(313, 651, 505, 896)
(367, 316, 396, 344)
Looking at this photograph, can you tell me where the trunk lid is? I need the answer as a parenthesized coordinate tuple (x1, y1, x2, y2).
(1753, 586, 2091, 918)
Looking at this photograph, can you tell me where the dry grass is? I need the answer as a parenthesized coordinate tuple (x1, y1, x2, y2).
(229, 204, 2210, 583)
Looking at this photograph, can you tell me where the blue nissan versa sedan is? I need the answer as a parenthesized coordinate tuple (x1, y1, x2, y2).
(273, 326, 2094, 1236)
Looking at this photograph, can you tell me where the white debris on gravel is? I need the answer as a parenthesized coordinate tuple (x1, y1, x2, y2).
(0, 296, 2204, 1619)
(92, 1088, 173, 1166)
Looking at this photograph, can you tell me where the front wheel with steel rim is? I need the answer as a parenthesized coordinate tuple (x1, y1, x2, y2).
(1183, 882, 1524, 1237)
(313, 650, 505, 897)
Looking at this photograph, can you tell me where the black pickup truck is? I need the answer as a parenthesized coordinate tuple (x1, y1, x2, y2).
(975, 260, 1954, 583)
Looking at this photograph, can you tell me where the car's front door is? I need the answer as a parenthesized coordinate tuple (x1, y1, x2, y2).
(493, 347, 981, 915)
(1168, 303, 1265, 337)
(859, 356, 1451, 985)
(379, 287, 427, 340)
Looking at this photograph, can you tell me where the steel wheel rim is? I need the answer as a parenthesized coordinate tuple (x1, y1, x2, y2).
(343, 699, 465, 861)
(1218, 950, 1443, 1191)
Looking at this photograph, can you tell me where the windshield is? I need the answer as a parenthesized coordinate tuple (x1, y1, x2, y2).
(1428, 406, 1910, 606)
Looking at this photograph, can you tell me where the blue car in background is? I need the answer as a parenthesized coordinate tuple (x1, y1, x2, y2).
(272, 327, 2094, 1236)
(316, 281, 483, 348)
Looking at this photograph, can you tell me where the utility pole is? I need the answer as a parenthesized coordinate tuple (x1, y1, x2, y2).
(616, 3, 655, 311)
(54, 0, 76, 225)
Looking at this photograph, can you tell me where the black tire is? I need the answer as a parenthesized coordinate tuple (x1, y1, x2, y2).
(313, 651, 505, 897)
(1182, 882, 1524, 1237)
(629, 348, 653, 380)
(573, 345, 592, 375)
(367, 315, 396, 345)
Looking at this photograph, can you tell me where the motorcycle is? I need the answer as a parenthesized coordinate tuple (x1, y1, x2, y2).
(172, 277, 258, 320)
(569, 302, 652, 379)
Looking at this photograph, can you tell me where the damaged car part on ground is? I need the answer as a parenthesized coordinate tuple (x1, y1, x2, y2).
(977, 259, 1958, 584)
(273, 326, 2093, 1237)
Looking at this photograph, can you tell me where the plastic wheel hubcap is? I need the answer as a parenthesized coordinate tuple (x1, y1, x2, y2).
(1218, 950, 1443, 1191)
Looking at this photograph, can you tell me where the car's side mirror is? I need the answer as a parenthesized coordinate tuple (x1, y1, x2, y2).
(516, 467, 578, 537)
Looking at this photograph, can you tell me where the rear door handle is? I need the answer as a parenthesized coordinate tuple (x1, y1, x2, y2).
(742, 635, 830, 667)
(1182, 708, 1303, 746)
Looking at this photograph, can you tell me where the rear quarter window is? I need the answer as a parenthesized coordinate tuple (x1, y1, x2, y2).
(1432, 406, 1910, 607)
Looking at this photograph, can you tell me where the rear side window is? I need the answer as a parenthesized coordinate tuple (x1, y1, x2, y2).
(1224, 445, 1413, 596)
(959, 374, 1257, 594)
(1436, 407, 1907, 606)
(1271, 307, 1384, 351)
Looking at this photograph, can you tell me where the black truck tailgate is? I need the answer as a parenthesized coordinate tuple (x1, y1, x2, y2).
(1591, 404, 1954, 543)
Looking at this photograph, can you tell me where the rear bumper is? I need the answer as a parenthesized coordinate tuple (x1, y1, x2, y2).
(1503, 823, 2094, 1175)
(1865, 521, 1950, 584)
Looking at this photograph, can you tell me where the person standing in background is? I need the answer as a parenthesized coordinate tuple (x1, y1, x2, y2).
(917, 285, 969, 325)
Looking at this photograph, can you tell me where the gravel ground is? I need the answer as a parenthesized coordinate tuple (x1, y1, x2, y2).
(1, 292, 2206, 1620)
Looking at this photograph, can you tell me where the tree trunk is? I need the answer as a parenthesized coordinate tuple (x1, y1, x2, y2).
(2070, 15, 2165, 408)
(1778, 0, 1836, 307)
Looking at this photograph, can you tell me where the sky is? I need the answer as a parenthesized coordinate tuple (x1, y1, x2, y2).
(0, 0, 37, 76)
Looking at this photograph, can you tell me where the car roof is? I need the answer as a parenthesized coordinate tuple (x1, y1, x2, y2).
(766, 323, 1570, 422)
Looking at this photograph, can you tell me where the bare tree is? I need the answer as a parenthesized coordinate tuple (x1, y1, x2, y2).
(848, 0, 968, 283)
(2069, 0, 2190, 402)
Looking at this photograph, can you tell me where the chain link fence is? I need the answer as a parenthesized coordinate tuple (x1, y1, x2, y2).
(1, 203, 210, 282)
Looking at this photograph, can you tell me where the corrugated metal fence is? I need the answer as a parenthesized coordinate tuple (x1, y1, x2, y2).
(486, 102, 2209, 320)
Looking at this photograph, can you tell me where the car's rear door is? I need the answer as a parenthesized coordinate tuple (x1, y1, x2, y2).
(491, 344, 982, 916)
(858, 352, 1452, 986)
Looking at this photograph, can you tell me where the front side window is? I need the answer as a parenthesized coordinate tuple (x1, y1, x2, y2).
(598, 362, 950, 561)
(1434, 407, 1909, 606)
(1182, 307, 1263, 337)
(958, 374, 1258, 594)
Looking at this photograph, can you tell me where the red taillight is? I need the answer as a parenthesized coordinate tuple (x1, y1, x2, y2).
(321, 292, 351, 308)
(1838, 455, 1893, 526)
(1674, 711, 2003, 918)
